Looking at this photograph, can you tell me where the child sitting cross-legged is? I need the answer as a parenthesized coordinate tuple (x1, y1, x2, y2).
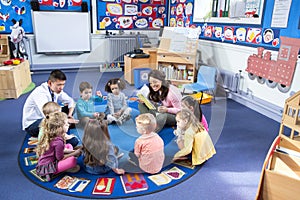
(38, 102, 79, 149)
(104, 78, 132, 125)
(81, 115, 125, 175)
(75, 81, 103, 128)
(35, 112, 82, 182)
(128, 113, 165, 174)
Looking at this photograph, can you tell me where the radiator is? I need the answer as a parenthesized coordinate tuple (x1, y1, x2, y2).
(218, 69, 240, 93)
(108, 36, 147, 63)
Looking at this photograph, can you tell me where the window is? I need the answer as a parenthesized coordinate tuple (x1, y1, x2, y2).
(193, 0, 265, 25)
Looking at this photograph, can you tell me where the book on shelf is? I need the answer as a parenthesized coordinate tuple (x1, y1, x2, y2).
(92, 177, 116, 195)
(120, 173, 148, 193)
(24, 154, 38, 166)
(148, 172, 172, 186)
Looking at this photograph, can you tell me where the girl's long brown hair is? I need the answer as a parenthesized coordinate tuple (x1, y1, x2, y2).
(82, 118, 111, 167)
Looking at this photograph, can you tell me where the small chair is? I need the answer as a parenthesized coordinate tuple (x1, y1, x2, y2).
(182, 65, 217, 103)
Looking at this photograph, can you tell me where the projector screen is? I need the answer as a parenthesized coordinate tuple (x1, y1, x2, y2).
(32, 11, 91, 54)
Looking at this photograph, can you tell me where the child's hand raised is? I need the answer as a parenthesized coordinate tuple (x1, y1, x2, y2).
(96, 90, 103, 97)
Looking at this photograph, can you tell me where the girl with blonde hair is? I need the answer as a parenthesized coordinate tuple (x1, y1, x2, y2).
(35, 112, 81, 181)
(173, 108, 216, 165)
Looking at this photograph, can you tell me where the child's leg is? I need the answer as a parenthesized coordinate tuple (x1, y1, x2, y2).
(64, 143, 73, 150)
(54, 156, 77, 174)
(116, 108, 132, 125)
(123, 107, 132, 116)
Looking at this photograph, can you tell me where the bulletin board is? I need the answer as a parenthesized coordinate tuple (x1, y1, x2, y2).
(96, 0, 168, 30)
(0, 0, 33, 33)
(0, 0, 90, 34)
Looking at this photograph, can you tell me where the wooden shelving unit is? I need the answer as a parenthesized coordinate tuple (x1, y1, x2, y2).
(156, 34, 198, 86)
(0, 35, 10, 64)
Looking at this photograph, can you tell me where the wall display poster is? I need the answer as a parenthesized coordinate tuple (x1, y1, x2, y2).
(0, 0, 89, 34)
(97, 0, 168, 30)
(197, 23, 281, 49)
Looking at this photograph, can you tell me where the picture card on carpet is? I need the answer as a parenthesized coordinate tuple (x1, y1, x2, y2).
(148, 173, 172, 186)
(24, 155, 38, 166)
(120, 173, 148, 193)
(92, 177, 116, 195)
(23, 147, 35, 154)
(55, 175, 90, 192)
(163, 166, 185, 180)
(29, 169, 62, 182)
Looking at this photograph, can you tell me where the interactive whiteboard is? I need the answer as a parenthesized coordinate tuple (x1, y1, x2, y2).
(32, 11, 91, 54)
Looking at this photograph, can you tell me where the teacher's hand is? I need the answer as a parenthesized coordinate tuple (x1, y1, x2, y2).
(158, 106, 168, 113)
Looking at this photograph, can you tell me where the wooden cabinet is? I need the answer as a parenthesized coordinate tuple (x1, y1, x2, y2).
(156, 37, 198, 86)
(124, 48, 157, 85)
(0, 35, 10, 63)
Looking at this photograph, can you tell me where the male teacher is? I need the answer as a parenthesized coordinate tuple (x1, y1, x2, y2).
(22, 69, 75, 137)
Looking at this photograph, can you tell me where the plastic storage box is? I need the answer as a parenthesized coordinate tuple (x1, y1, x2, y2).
(133, 68, 151, 89)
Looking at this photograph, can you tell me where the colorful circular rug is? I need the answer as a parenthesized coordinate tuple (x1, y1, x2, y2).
(18, 101, 202, 198)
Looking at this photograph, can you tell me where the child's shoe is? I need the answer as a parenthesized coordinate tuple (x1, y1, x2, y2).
(107, 115, 117, 124)
(116, 114, 131, 125)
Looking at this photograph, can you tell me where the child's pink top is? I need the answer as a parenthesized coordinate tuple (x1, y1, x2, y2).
(134, 132, 165, 174)
(201, 114, 209, 132)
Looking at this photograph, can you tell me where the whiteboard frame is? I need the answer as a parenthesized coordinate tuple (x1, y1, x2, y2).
(32, 11, 91, 54)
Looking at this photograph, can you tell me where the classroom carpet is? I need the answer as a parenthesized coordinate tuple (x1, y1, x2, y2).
(18, 100, 204, 199)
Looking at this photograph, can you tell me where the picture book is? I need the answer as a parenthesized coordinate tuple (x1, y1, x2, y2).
(120, 173, 148, 193)
(54, 175, 90, 192)
(92, 177, 116, 195)
(137, 94, 156, 110)
(148, 173, 172, 186)
(163, 166, 185, 180)
(173, 159, 195, 169)
(24, 154, 38, 166)
(23, 147, 35, 154)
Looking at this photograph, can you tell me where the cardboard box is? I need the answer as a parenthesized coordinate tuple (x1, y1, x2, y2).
(0, 60, 31, 99)
(256, 135, 300, 200)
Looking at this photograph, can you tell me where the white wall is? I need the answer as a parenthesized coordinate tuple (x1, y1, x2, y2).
(27, 34, 109, 70)
(26, 30, 160, 71)
(198, 39, 300, 110)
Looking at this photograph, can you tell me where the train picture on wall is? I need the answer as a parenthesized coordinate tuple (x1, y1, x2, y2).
(246, 37, 300, 93)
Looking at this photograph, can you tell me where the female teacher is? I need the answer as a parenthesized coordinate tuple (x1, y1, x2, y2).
(138, 70, 182, 132)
